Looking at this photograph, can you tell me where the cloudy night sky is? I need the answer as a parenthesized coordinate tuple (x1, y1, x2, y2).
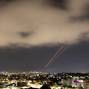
(0, 0, 89, 72)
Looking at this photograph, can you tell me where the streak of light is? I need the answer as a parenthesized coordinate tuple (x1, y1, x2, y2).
(44, 45, 66, 68)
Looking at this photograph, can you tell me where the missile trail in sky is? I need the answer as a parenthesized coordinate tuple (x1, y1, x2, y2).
(44, 45, 66, 68)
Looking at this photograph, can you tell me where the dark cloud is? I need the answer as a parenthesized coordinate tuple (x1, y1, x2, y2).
(46, 0, 69, 10)
(69, 3, 89, 22)
(0, 0, 16, 3)
(0, 0, 15, 7)
(69, 15, 89, 22)
(18, 32, 33, 38)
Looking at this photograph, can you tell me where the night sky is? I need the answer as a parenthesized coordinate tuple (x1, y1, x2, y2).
(0, 0, 89, 72)
(0, 41, 88, 73)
